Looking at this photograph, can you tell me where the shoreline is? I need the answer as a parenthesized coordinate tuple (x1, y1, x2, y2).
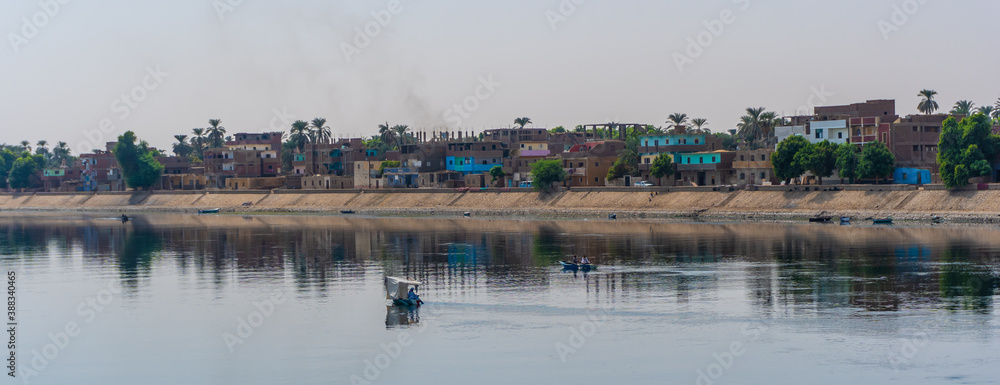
(5, 188, 1000, 223)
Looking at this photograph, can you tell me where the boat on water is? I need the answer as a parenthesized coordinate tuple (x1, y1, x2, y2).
(560, 261, 595, 271)
(873, 216, 893, 224)
(840, 216, 851, 224)
(198, 208, 221, 214)
(385, 276, 423, 307)
(340, 210, 355, 214)
(809, 216, 833, 223)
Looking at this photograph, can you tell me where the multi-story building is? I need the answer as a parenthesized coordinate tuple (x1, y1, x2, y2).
(292, 139, 390, 178)
(79, 143, 124, 191)
(559, 141, 624, 187)
(674, 151, 736, 186)
(445, 140, 508, 175)
(203, 132, 282, 188)
(638, 132, 723, 171)
(733, 150, 777, 185)
(889, 114, 949, 183)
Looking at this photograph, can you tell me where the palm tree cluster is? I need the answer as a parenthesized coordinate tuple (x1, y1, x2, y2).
(377, 122, 410, 150)
(737, 107, 783, 149)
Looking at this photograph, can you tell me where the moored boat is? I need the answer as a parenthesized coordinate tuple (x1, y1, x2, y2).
(873, 216, 893, 224)
(809, 216, 833, 223)
(198, 208, 220, 214)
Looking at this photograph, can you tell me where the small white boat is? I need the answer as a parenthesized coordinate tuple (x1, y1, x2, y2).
(385, 276, 423, 306)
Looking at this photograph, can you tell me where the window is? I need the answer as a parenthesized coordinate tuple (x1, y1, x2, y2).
(645, 158, 651, 164)
(760, 172, 766, 180)
(654, 140, 659, 146)
(740, 173, 746, 180)
(740, 155, 745, 161)
(595, 177, 599, 182)
(882, 133, 888, 143)
(694, 138, 700, 144)
(762, 154, 767, 161)
(912, 126, 918, 132)
(838, 132, 843, 139)
(912, 145, 920, 152)
(595, 162, 599, 167)
(579, 162, 584, 167)
(699, 157, 704, 164)
(521, 144, 525, 148)
(711, 157, 716, 162)
(815, 129, 824, 139)
(750, 155, 755, 161)
(644, 141, 649, 146)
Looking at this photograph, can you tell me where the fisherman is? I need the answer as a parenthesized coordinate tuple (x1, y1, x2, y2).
(571, 255, 581, 264)
(581, 256, 591, 264)
(407, 287, 422, 305)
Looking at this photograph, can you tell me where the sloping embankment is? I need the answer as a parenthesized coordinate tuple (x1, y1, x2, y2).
(2, 188, 1000, 220)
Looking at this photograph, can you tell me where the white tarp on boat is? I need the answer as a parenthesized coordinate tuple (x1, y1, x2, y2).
(385, 277, 421, 300)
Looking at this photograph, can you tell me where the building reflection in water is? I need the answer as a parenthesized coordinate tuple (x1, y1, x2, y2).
(0, 214, 996, 313)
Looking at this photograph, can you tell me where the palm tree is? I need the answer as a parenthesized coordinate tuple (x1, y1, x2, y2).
(19, 140, 30, 153)
(36, 140, 48, 153)
(736, 107, 767, 145)
(52, 141, 70, 166)
(950, 100, 975, 116)
(994, 97, 1000, 120)
(666, 113, 689, 131)
(514, 117, 532, 129)
(311, 118, 332, 144)
(290, 120, 310, 151)
(206, 119, 226, 148)
(392, 125, 410, 149)
(977, 106, 995, 119)
(191, 128, 206, 160)
(917, 89, 939, 114)
(691, 118, 708, 133)
(172, 135, 192, 158)
(378, 122, 397, 147)
(759, 111, 781, 140)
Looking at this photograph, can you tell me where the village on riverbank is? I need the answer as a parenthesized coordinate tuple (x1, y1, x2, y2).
(2, 91, 1000, 195)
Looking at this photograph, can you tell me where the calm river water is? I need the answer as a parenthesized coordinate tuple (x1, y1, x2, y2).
(1, 213, 998, 384)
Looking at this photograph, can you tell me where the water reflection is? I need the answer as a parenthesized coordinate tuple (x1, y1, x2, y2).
(386, 306, 420, 328)
(0, 214, 996, 314)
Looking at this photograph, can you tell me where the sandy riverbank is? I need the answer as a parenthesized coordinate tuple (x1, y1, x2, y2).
(4, 187, 1000, 222)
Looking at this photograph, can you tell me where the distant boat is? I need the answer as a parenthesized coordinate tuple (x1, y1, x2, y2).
(840, 216, 851, 223)
(340, 210, 355, 214)
(560, 262, 595, 271)
(931, 215, 944, 223)
(809, 216, 833, 223)
(198, 208, 220, 214)
(873, 216, 893, 224)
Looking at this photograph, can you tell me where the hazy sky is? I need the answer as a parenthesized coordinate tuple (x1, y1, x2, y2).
(2, 0, 999, 154)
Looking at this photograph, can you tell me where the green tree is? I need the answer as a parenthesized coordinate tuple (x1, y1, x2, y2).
(489, 165, 506, 186)
(666, 113, 689, 130)
(937, 114, 998, 188)
(691, 118, 708, 133)
(113, 131, 164, 190)
(650, 154, 675, 186)
(514, 117, 532, 129)
(772, 135, 810, 183)
(549, 126, 566, 134)
(917, 89, 939, 114)
(378, 160, 401, 175)
(794, 140, 837, 184)
(857, 141, 895, 184)
(290, 120, 311, 151)
(835, 143, 861, 184)
(530, 159, 567, 192)
(7, 156, 42, 190)
(172, 135, 193, 158)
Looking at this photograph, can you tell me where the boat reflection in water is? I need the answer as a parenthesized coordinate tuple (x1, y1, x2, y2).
(386, 305, 420, 328)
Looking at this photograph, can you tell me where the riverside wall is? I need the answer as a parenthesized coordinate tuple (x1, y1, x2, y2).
(3, 186, 1000, 221)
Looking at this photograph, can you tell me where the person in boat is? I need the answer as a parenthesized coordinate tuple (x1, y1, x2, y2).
(581, 256, 590, 265)
(571, 255, 580, 264)
(407, 288, 422, 305)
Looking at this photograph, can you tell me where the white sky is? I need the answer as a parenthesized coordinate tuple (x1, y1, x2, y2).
(2, 0, 998, 154)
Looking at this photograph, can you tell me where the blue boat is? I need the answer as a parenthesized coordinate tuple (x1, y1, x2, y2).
(198, 208, 220, 214)
(386, 276, 423, 307)
(560, 262, 596, 271)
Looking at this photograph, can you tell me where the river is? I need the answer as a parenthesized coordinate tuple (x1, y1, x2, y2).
(1, 213, 997, 384)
